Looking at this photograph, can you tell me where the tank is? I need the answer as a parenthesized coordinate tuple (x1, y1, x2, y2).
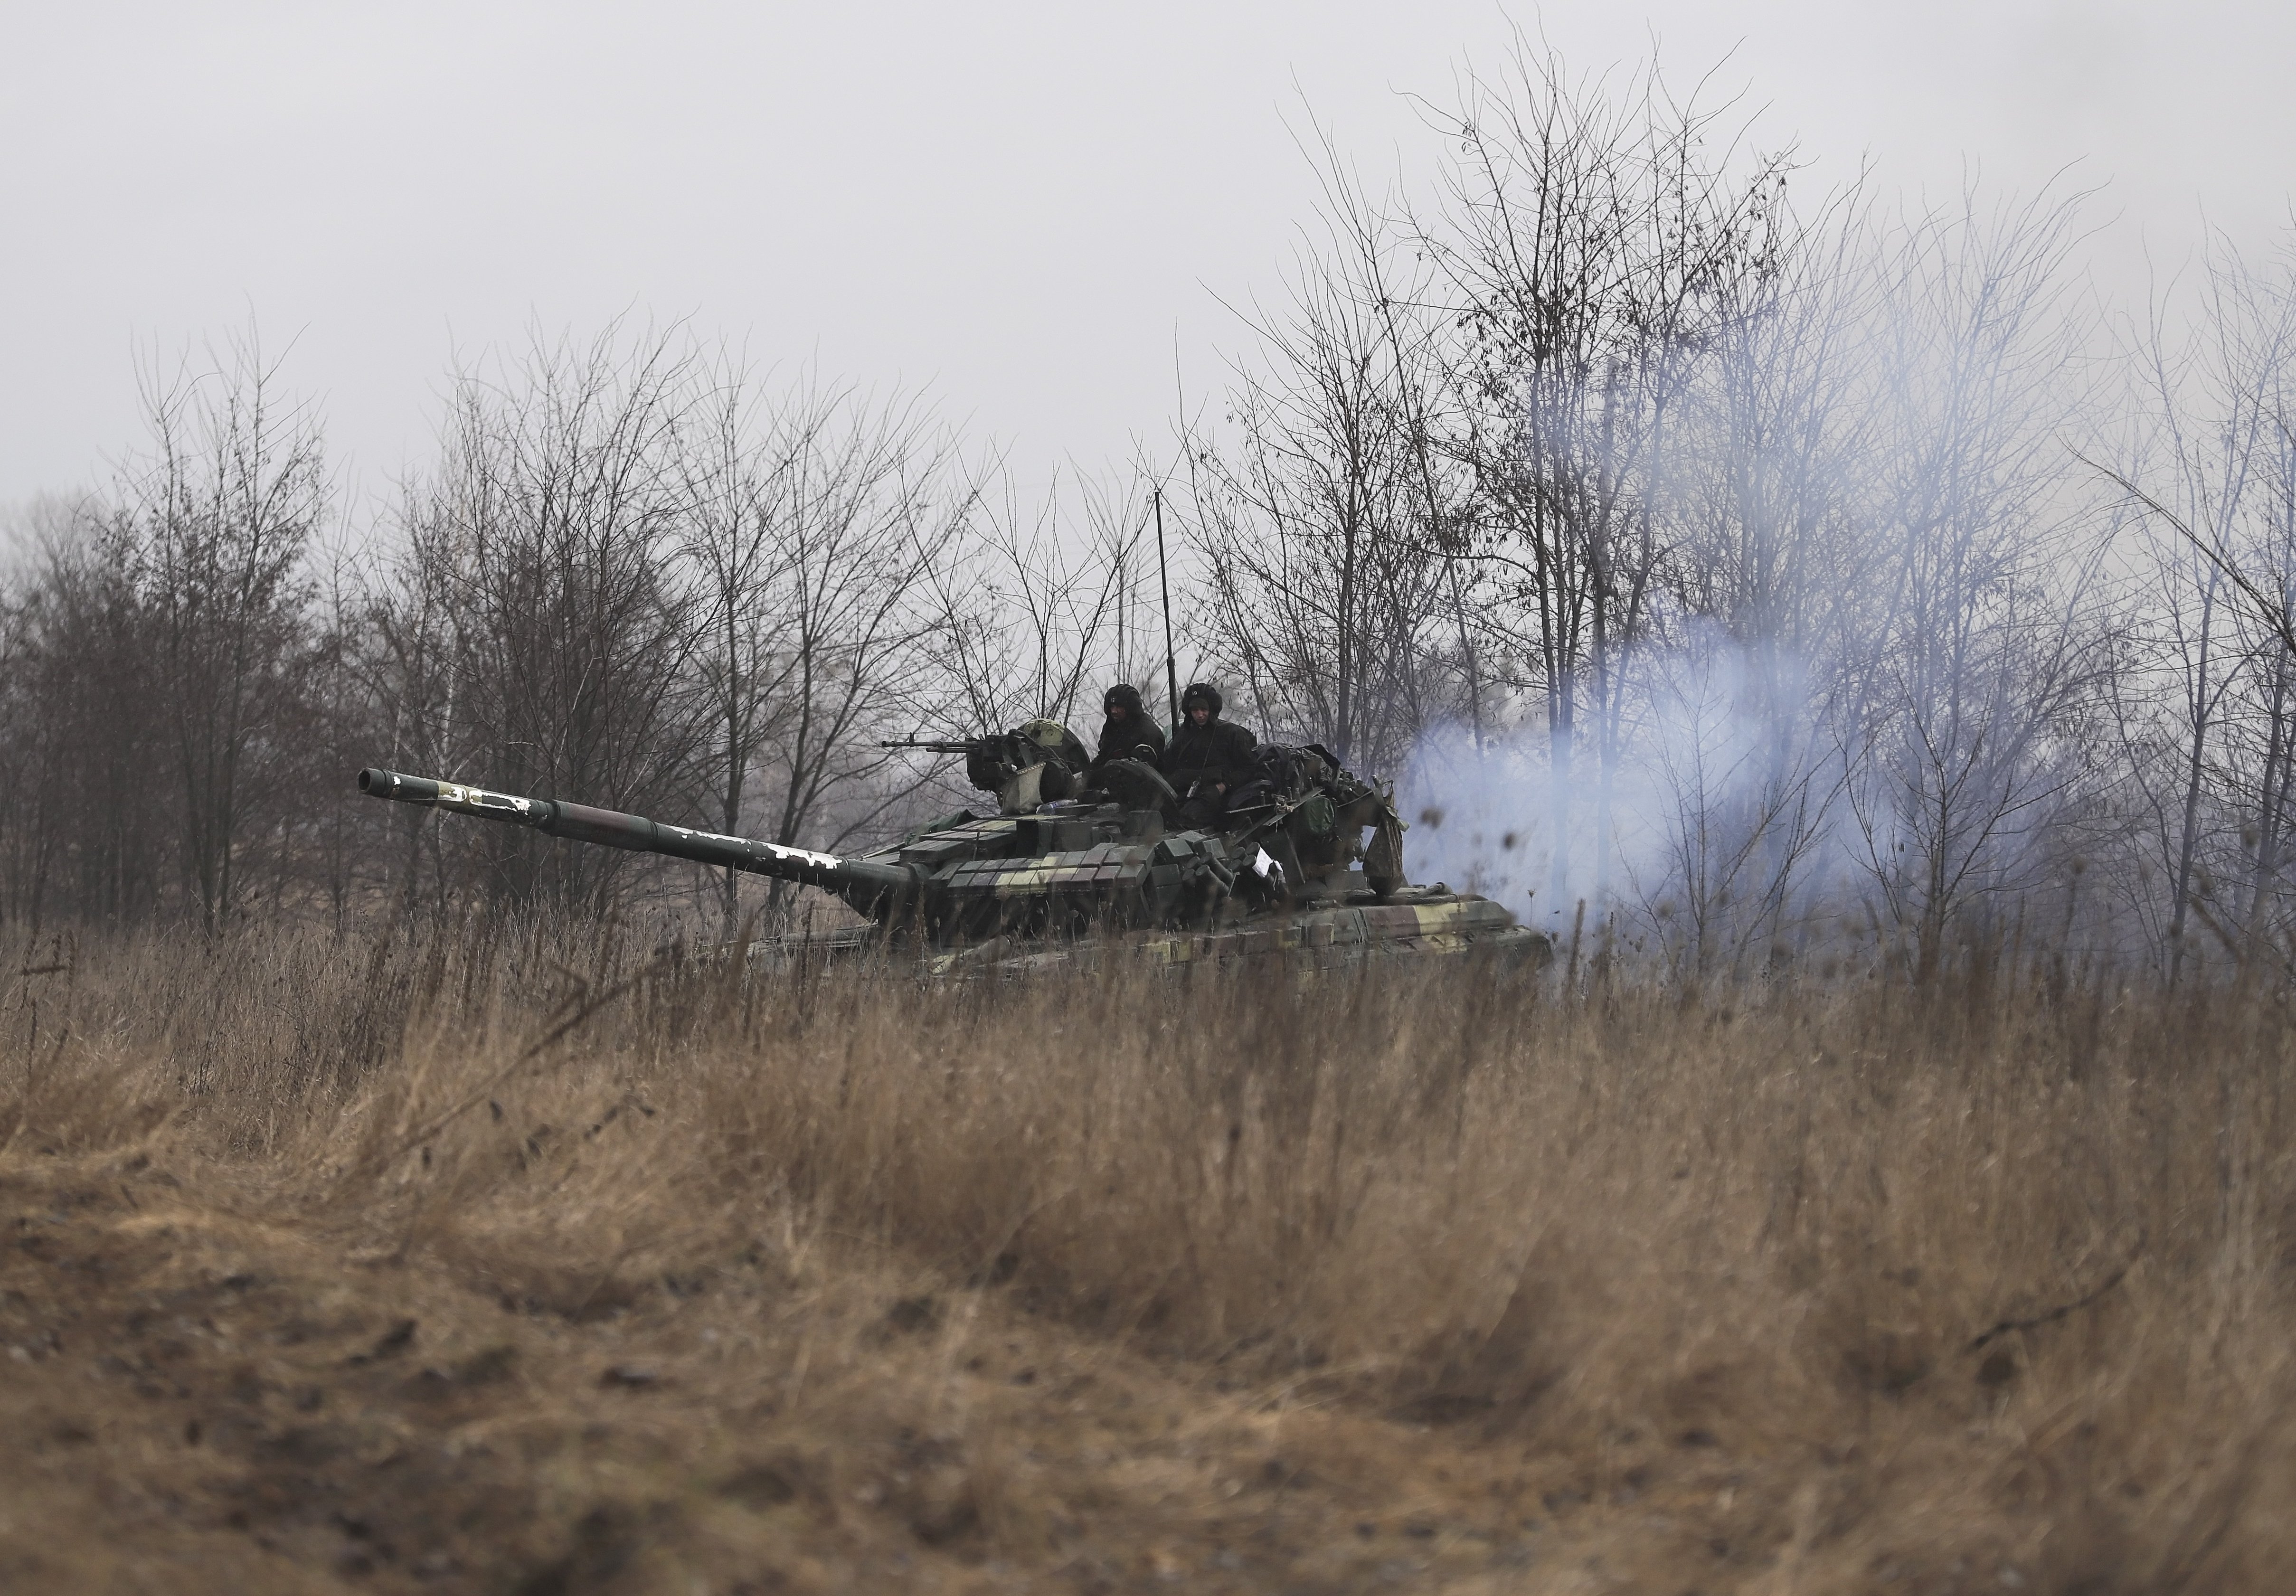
(356, 737, 1548, 974)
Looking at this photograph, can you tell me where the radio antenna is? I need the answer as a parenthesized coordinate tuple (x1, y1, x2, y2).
(1154, 486, 1180, 736)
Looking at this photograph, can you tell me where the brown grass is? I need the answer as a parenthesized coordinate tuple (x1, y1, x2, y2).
(3, 921, 2293, 1593)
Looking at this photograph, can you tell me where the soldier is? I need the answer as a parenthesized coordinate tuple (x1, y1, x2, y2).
(1086, 682, 1167, 779)
(1161, 681, 1257, 828)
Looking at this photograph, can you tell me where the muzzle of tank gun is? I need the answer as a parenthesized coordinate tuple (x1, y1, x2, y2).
(359, 767, 442, 803)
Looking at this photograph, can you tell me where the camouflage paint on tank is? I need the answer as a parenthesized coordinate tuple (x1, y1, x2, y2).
(1133, 896, 1528, 964)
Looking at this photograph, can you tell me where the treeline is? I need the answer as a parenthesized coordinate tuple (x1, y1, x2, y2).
(0, 336, 1165, 934)
(8, 39, 2296, 983)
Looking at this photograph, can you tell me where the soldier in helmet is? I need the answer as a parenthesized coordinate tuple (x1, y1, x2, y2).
(1086, 682, 1167, 779)
(1161, 681, 1257, 828)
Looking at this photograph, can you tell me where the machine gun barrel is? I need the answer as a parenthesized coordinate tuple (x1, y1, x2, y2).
(356, 768, 916, 915)
(878, 737, 981, 755)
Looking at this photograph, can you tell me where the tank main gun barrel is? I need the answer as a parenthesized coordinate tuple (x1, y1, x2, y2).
(356, 768, 916, 915)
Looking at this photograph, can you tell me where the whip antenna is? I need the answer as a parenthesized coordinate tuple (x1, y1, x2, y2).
(1154, 486, 1180, 736)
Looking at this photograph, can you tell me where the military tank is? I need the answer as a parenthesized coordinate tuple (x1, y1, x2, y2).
(356, 728, 1546, 974)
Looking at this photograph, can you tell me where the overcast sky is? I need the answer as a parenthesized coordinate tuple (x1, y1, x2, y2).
(4, 1, 2292, 511)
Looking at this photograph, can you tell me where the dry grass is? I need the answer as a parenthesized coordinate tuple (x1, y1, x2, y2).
(3, 920, 2293, 1593)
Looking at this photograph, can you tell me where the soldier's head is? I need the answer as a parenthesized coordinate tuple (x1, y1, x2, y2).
(1181, 681, 1221, 726)
(1104, 683, 1145, 724)
(1019, 718, 1069, 751)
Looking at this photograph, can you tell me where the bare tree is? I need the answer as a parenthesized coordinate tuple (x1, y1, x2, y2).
(1183, 146, 1470, 776)
(124, 337, 329, 931)
(362, 471, 480, 915)
(2101, 231, 2296, 977)
(678, 357, 803, 931)
(749, 388, 964, 881)
(1418, 37, 1794, 907)
(386, 323, 705, 913)
(916, 464, 1153, 746)
(0, 495, 166, 928)
(1841, 190, 2112, 980)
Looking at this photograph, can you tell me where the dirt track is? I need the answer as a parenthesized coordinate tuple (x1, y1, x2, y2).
(0, 1155, 1801, 1595)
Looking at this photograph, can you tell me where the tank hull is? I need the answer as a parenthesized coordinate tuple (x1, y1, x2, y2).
(731, 891, 1548, 977)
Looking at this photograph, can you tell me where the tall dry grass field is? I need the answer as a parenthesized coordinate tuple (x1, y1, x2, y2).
(2, 921, 2291, 1593)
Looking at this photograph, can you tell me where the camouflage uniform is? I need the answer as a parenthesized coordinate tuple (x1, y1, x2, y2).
(1161, 683, 1257, 828)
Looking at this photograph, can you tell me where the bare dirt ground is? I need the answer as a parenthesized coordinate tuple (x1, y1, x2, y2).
(1, 1154, 1768, 1594)
(4, 925, 2292, 1593)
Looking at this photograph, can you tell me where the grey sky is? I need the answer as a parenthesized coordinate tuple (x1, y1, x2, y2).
(4, 1, 2291, 509)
